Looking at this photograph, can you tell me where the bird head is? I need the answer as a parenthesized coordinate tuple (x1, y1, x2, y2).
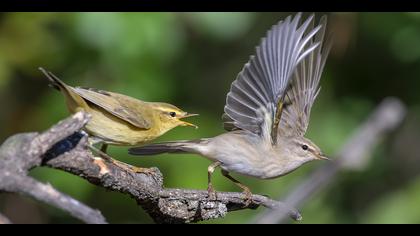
(151, 102, 198, 131)
(285, 136, 329, 163)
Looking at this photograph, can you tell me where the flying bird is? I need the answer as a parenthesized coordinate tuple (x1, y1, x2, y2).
(129, 13, 332, 201)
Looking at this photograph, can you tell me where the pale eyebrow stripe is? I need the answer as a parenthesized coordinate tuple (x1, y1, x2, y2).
(293, 140, 316, 153)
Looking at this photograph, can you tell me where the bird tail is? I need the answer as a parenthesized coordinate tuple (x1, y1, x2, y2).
(129, 139, 207, 156)
(39, 67, 69, 91)
(39, 67, 88, 111)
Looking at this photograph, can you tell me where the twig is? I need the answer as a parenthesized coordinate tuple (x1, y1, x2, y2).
(1, 174, 105, 224)
(0, 112, 106, 224)
(0, 111, 300, 223)
(0, 213, 11, 224)
(158, 189, 301, 222)
(252, 97, 407, 224)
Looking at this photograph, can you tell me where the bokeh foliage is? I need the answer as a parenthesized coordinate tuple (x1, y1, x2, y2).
(1, 12, 420, 223)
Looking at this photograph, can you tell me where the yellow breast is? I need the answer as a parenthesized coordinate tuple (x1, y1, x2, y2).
(84, 106, 161, 146)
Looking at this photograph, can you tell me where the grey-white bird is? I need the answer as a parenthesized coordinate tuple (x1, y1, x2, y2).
(129, 13, 332, 202)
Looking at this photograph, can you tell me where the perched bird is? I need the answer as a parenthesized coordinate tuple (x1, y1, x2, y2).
(129, 13, 331, 200)
(40, 68, 198, 173)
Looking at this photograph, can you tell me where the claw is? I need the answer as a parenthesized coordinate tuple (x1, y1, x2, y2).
(242, 187, 254, 207)
(131, 166, 157, 175)
(111, 160, 155, 176)
(89, 144, 153, 175)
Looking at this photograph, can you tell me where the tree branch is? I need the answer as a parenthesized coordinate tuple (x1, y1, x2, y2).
(0, 111, 301, 223)
(252, 97, 407, 224)
(0, 113, 106, 224)
(42, 130, 301, 223)
(1, 174, 105, 224)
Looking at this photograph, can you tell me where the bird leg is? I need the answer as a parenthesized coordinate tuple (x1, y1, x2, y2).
(207, 161, 221, 200)
(89, 144, 155, 175)
(221, 170, 253, 207)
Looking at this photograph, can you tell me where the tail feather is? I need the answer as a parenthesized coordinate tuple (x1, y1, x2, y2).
(39, 67, 67, 91)
(129, 140, 205, 156)
(39, 67, 88, 111)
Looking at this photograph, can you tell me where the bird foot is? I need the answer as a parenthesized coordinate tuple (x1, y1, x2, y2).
(207, 184, 217, 201)
(112, 160, 156, 176)
(242, 188, 254, 207)
(130, 166, 158, 175)
(99, 154, 155, 176)
(89, 143, 156, 176)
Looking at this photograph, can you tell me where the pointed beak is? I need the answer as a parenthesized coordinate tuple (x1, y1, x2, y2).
(182, 113, 199, 118)
(179, 113, 199, 129)
(317, 153, 330, 161)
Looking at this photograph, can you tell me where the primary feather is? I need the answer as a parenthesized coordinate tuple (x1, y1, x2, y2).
(279, 15, 332, 137)
(223, 13, 322, 143)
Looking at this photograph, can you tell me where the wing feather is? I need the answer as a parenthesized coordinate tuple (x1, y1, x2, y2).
(74, 87, 152, 129)
(279, 15, 332, 137)
(223, 13, 322, 142)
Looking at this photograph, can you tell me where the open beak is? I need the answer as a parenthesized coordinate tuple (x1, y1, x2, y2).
(317, 153, 330, 161)
(179, 113, 199, 129)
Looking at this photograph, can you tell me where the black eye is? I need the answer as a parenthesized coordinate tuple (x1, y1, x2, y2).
(169, 112, 176, 117)
(302, 145, 308, 151)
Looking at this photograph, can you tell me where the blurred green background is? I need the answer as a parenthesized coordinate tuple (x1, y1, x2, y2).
(1, 12, 420, 224)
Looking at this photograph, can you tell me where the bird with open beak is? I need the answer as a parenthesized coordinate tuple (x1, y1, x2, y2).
(129, 12, 332, 202)
(40, 68, 198, 173)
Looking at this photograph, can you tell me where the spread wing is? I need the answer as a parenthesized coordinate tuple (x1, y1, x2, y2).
(222, 13, 322, 142)
(73, 87, 152, 129)
(279, 15, 332, 137)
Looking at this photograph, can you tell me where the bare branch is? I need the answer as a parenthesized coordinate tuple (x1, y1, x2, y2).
(0, 111, 300, 223)
(252, 97, 407, 224)
(1, 174, 105, 224)
(0, 112, 106, 224)
(30, 112, 91, 160)
(157, 189, 301, 222)
(42, 133, 301, 223)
